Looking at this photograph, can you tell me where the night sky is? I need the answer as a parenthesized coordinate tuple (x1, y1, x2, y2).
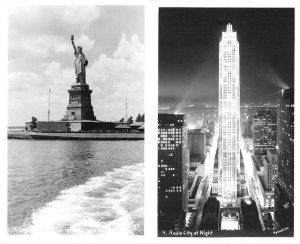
(159, 8, 294, 105)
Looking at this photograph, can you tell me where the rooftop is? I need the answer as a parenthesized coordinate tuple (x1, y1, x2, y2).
(115, 124, 131, 129)
(267, 149, 278, 155)
(129, 122, 144, 127)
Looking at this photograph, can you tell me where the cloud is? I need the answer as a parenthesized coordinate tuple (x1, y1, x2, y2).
(8, 6, 145, 126)
(8, 61, 74, 125)
(8, 72, 42, 93)
(88, 34, 144, 121)
(9, 33, 95, 60)
(8, 6, 99, 59)
(52, 34, 95, 54)
(42, 61, 73, 93)
(8, 71, 49, 125)
(113, 33, 144, 67)
(9, 6, 101, 37)
(8, 34, 144, 125)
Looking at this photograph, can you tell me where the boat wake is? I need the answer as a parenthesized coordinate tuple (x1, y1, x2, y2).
(25, 163, 144, 235)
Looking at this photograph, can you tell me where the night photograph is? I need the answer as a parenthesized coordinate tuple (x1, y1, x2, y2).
(158, 8, 294, 237)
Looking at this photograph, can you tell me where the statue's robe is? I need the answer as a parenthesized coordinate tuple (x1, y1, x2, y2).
(74, 52, 87, 76)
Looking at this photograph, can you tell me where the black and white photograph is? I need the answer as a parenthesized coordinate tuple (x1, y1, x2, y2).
(7, 5, 144, 235)
(1, 1, 299, 244)
(158, 8, 294, 237)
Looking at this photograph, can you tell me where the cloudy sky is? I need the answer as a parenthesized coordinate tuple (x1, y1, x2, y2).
(8, 6, 144, 126)
(159, 8, 294, 105)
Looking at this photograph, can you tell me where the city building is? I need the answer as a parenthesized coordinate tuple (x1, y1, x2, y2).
(276, 88, 294, 204)
(252, 155, 264, 176)
(241, 115, 252, 138)
(188, 129, 206, 158)
(212, 152, 221, 195)
(239, 156, 246, 196)
(218, 23, 241, 206)
(263, 149, 278, 187)
(158, 114, 189, 233)
(220, 210, 240, 230)
(188, 129, 206, 168)
(200, 197, 220, 230)
(129, 121, 144, 131)
(240, 199, 261, 230)
(114, 124, 131, 132)
(252, 150, 278, 209)
(252, 111, 276, 155)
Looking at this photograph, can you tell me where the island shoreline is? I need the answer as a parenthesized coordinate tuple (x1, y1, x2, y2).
(8, 132, 144, 141)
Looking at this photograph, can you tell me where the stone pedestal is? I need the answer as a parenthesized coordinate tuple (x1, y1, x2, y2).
(62, 83, 96, 121)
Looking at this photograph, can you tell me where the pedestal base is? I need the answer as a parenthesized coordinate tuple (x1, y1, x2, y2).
(62, 83, 97, 121)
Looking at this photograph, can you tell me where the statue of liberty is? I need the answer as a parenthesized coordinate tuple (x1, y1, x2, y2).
(71, 35, 88, 84)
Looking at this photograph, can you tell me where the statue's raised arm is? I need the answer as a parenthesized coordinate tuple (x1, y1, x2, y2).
(70, 35, 88, 85)
(71, 35, 77, 55)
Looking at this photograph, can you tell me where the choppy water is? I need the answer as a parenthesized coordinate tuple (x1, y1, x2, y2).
(8, 140, 144, 235)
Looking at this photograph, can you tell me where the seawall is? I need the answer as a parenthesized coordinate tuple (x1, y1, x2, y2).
(7, 132, 144, 140)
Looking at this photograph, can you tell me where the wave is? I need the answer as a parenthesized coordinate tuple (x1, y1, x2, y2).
(25, 163, 144, 235)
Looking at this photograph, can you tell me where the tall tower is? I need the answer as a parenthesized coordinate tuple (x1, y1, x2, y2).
(277, 88, 294, 203)
(218, 23, 240, 206)
(252, 111, 277, 155)
(158, 114, 189, 233)
(63, 36, 97, 121)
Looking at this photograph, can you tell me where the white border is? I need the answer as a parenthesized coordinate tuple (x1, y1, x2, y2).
(1, 0, 299, 244)
(150, 3, 299, 244)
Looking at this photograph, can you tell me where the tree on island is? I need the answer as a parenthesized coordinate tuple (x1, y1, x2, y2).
(135, 113, 142, 122)
(119, 117, 125, 122)
(30, 116, 37, 130)
(135, 113, 145, 122)
(126, 116, 133, 125)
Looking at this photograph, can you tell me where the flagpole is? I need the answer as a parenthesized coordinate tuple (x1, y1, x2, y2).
(125, 98, 128, 122)
(48, 88, 51, 121)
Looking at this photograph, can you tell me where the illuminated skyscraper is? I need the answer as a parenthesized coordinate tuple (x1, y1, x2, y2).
(276, 88, 294, 203)
(218, 23, 240, 206)
(252, 111, 277, 155)
(263, 149, 278, 191)
(275, 89, 294, 229)
(158, 114, 189, 232)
